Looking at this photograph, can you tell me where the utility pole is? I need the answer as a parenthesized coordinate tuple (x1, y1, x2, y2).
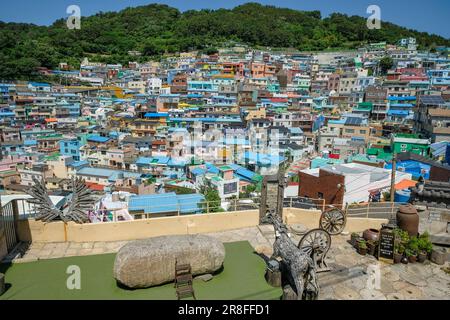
(390, 153, 397, 202)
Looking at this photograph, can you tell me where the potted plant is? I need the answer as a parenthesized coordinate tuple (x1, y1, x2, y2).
(358, 240, 367, 255)
(350, 232, 359, 247)
(367, 240, 378, 256)
(417, 232, 433, 263)
(394, 228, 409, 245)
(394, 242, 404, 264)
(405, 249, 417, 263)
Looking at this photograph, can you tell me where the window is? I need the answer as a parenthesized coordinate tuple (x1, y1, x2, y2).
(223, 182, 237, 195)
(317, 192, 324, 199)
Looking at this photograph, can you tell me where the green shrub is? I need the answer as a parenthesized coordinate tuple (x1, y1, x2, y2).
(417, 233, 433, 254)
(393, 228, 409, 243)
(408, 236, 419, 254)
(394, 242, 405, 254)
(405, 248, 416, 257)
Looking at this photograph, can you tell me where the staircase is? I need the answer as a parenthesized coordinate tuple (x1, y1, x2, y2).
(174, 261, 196, 300)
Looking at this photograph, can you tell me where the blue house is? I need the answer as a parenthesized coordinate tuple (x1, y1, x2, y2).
(387, 95, 415, 122)
(60, 138, 82, 161)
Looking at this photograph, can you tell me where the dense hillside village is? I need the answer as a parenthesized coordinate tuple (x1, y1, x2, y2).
(1, 36, 450, 218)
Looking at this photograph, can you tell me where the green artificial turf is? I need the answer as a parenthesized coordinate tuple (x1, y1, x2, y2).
(0, 241, 281, 300)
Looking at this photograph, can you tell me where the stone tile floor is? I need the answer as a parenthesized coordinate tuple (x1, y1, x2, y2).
(12, 225, 450, 300)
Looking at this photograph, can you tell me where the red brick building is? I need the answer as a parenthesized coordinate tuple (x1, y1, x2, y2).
(298, 168, 345, 206)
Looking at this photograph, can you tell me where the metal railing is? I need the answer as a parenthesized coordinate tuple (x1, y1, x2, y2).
(0, 199, 19, 252)
(344, 201, 408, 219)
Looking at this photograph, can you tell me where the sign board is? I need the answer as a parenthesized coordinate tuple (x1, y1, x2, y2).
(378, 228, 394, 264)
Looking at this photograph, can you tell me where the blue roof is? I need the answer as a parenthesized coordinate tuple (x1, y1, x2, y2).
(144, 113, 169, 118)
(168, 128, 188, 133)
(0, 111, 15, 117)
(388, 96, 416, 101)
(328, 119, 346, 124)
(168, 159, 186, 167)
(24, 139, 37, 146)
(388, 110, 410, 116)
(87, 135, 110, 143)
(389, 103, 414, 108)
(67, 160, 89, 168)
(186, 94, 204, 98)
(136, 156, 170, 166)
(128, 192, 205, 214)
(289, 127, 303, 134)
(191, 167, 207, 176)
(205, 163, 220, 174)
(228, 164, 258, 182)
(170, 117, 242, 123)
(243, 152, 286, 166)
(29, 82, 50, 87)
(77, 167, 141, 181)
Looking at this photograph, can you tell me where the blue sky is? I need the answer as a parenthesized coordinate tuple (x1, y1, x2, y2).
(1, 0, 449, 38)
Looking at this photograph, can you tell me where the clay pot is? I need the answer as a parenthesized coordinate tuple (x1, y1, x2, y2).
(396, 204, 419, 237)
(363, 229, 380, 242)
(417, 252, 427, 263)
(358, 247, 367, 255)
(353, 236, 364, 249)
(394, 252, 403, 264)
(408, 255, 417, 263)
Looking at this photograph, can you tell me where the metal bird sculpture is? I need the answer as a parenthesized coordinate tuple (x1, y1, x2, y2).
(26, 176, 94, 224)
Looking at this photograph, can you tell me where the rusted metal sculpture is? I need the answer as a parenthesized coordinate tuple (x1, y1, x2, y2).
(26, 176, 94, 223)
(264, 211, 319, 300)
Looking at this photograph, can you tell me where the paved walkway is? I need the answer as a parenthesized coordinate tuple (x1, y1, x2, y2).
(12, 225, 450, 300)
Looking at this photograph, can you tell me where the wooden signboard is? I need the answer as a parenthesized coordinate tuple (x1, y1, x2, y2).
(378, 228, 395, 264)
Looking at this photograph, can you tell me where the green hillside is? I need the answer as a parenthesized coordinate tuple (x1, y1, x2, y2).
(1, 2, 449, 80)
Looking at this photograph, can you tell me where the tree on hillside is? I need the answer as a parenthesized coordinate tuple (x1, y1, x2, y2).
(198, 183, 223, 213)
(379, 56, 394, 75)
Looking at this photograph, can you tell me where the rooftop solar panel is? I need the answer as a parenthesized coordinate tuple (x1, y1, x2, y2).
(345, 117, 363, 126)
(420, 95, 445, 105)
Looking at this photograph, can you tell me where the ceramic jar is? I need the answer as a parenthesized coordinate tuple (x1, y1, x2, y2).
(396, 204, 419, 237)
(363, 228, 380, 241)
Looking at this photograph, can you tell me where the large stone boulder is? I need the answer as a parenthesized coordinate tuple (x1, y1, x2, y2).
(113, 234, 225, 288)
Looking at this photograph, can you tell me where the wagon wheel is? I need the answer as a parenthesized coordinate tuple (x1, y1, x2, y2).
(298, 229, 331, 267)
(319, 207, 346, 235)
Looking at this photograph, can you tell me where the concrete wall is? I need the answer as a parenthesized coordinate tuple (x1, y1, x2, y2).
(18, 210, 260, 243)
(17, 208, 388, 244)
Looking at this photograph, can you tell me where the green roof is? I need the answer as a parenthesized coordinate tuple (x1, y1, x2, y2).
(354, 102, 373, 111)
(366, 147, 393, 161)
